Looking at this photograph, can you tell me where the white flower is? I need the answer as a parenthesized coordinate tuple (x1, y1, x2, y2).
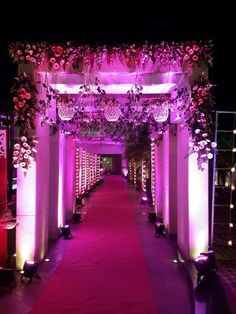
(13, 156, 18, 160)
(20, 136, 27, 142)
(201, 162, 207, 169)
(23, 143, 28, 147)
(24, 154, 29, 159)
(13, 164, 19, 168)
(26, 150, 31, 154)
(207, 153, 213, 159)
(194, 146, 199, 151)
(211, 142, 217, 148)
(188, 142, 194, 148)
(32, 148, 37, 153)
(20, 148, 25, 153)
(22, 168, 28, 172)
(14, 143, 20, 150)
(195, 129, 200, 134)
(20, 162, 26, 167)
(28, 156, 34, 161)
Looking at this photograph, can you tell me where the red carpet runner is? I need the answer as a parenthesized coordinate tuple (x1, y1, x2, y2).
(31, 176, 158, 314)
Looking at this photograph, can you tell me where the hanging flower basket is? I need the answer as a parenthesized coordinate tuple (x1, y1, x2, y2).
(104, 105, 121, 122)
(153, 102, 169, 122)
(102, 98, 122, 122)
(57, 94, 75, 121)
(58, 103, 74, 121)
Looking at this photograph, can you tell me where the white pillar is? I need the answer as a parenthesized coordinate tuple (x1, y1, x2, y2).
(162, 128, 177, 234)
(177, 125, 209, 260)
(65, 136, 75, 220)
(16, 119, 50, 269)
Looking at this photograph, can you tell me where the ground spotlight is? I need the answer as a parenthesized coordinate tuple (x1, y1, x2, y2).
(140, 196, 148, 205)
(0, 267, 16, 288)
(155, 222, 166, 238)
(72, 212, 82, 223)
(61, 225, 72, 239)
(21, 261, 41, 283)
(194, 250, 216, 284)
(148, 212, 157, 223)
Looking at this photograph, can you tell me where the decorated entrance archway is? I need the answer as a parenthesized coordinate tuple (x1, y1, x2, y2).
(9, 41, 215, 268)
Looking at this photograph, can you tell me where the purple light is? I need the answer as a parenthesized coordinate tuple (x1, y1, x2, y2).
(142, 196, 148, 201)
(26, 260, 36, 265)
(195, 255, 208, 262)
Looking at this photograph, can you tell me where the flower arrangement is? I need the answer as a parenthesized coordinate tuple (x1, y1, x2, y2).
(12, 136, 38, 172)
(11, 72, 38, 135)
(9, 40, 213, 71)
(9, 42, 46, 66)
(179, 73, 216, 169)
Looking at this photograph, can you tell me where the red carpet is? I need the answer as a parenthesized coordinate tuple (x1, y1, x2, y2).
(31, 176, 158, 314)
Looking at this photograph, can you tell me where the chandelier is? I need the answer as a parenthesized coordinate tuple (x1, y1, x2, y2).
(153, 102, 169, 122)
(57, 94, 75, 121)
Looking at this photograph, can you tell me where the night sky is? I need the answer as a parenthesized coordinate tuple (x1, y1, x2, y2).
(0, 8, 234, 111)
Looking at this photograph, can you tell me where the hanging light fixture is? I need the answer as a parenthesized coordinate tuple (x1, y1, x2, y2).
(153, 101, 169, 122)
(103, 98, 121, 122)
(57, 94, 75, 121)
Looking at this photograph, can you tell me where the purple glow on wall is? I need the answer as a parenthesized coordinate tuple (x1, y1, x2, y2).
(50, 83, 176, 95)
(58, 132, 66, 228)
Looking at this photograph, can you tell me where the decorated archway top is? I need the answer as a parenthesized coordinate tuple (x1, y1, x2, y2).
(9, 40, 213, 73)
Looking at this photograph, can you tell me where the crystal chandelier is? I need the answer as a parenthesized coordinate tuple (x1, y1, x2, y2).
(153, 102, 169, 122)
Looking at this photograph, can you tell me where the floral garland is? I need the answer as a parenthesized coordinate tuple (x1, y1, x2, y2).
(178, 73, 216, 169)
(9, 40, 213, 70)
(11, 72, 38, 135)
(11, 72, 47, 172)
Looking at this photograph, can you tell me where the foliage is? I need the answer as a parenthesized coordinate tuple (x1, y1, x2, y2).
(9, 40, 213, 70)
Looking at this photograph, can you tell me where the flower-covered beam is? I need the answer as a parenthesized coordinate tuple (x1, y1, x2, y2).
(9, 41, 213, 71)
(9, 40, 215, 172)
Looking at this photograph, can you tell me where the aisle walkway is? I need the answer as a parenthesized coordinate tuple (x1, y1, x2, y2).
(31, 176, 158, 314)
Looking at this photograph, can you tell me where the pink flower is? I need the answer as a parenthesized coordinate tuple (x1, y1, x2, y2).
(192, 55, 199, 62)
(198, 98, 204, 104)
(17, 50, 22, 55)
(60, 59, 65, 65)
(188, 49, 194, 55)
(185, 46, 191, 52)
(50, 57, 56, 64)
(54, 46, 63, 57)
(52, 63, 60, 70)
(13, 97, 19, 103)
(201, 90, 207, 97)
(26, 55, 31, 61)
(193, 44, 200, 51)
(188, 61, 193, 67)
(184, 54, 189, 60)
(18, 87, 26, 94)
(14, 105, 19, 111)
(18, 101, 25, 108)
(25, 93, 31, 99)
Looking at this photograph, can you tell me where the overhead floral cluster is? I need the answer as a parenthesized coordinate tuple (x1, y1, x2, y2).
(178, 73, 216, 169)
(9, 40, 213, 71)
(12, 136, 38, 172)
